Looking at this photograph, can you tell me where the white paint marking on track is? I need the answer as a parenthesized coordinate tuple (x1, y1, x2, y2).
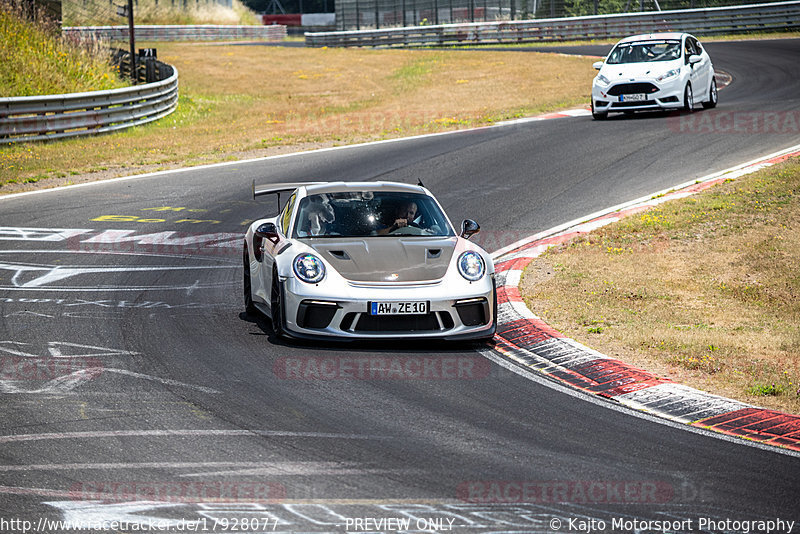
(0, 263, 235, 288)
(0, 342, 217, 394)
(0, 429, 391, 444)
(0, 248, 237, 263)
(45, 501, 197, 529)
(0, 368, 102, 394)
(0, 228, 92, 240)
(178, 464, 416, 478)
(99, 368, 221, 394)
(3, 311, 54, 318)
(0, 340, 138, 359)
(494, 109, 591, 126)
(0, 284, 235, 293)
(0, 461, 404, 474)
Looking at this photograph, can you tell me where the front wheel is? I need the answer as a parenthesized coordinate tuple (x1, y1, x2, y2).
(702, 77, 718, 109)
(683, 83, 694, 113)
(270, 268, 286, 338)
(591, 100, 607, 120)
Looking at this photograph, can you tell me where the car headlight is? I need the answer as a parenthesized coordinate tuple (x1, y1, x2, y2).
(458, 251, 485, 282)
(293, 253, 325, 284)
(656, 68, 680, 82)
(595, 74, 611, 86)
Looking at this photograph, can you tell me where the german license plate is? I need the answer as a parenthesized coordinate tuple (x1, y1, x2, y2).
(620, 93, 646, 102)
(369, 301, 429, 315)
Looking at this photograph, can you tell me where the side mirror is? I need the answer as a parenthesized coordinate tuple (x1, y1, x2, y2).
(255, 222, 280, 244)
(592, 61, 604, 70)
(689, 55, 702, 65)
(460, 219, 480, 240)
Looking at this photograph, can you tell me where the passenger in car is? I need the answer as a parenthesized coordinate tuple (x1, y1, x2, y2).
(297, 197, 336, 237)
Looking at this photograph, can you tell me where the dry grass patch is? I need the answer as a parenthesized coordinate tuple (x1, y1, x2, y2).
(1, 44, 594, 190)
(521, 157, 800, 414)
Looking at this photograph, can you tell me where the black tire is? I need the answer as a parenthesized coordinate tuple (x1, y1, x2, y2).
(683, 83, 694, 113)
(270, 267, 286, 338)
(702, 77, 718, 109)
(243, 248, 257, 315)
(591, 100, 607, 120)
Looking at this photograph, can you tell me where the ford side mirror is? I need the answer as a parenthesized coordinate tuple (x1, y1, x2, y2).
(255, 222, 280, 244)
(460, 219, 480, 240)
(689, 55, 702, 65)
(592, 61, 604, 70)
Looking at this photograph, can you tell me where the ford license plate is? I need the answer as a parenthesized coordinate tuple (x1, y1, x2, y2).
(620, 93, 646, 102)
(369, 301, 429, 315)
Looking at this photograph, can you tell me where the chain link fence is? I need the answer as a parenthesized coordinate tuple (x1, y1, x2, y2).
(335, 0, 794, 29)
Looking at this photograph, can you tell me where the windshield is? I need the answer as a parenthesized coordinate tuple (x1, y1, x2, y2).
(293, 191, 455, 238)
(606, 40, 681, 64)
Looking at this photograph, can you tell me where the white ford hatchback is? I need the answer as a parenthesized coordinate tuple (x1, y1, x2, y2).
(591, 32, 717, 120)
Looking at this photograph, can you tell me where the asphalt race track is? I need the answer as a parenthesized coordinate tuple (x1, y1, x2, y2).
(1, 39, 799, 533)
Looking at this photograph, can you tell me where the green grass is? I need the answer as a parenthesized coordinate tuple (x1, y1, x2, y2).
(391, 55, 441, 90)
(0, 6, 125, 96)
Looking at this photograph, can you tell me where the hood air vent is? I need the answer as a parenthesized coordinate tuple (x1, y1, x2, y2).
(329, 250, 350, 260)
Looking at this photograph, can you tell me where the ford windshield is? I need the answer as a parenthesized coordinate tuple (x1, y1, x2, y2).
(606, 40, 682, 64)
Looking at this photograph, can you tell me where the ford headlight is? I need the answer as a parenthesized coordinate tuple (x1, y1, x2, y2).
(458, 251, 485, 282)
(293, 253, 325, 284)
(656, 68, 680, 82)
(595, 74, 611, 86)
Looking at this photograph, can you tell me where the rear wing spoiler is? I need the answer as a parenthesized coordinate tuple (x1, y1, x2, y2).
(252, 181, 326, 199)
(252, 181, 326, 212)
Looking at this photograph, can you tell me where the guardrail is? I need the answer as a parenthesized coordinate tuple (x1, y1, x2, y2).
(306, 0, 800, 47)
(63, 24, 288, 41)
(0, 51, 178, 144)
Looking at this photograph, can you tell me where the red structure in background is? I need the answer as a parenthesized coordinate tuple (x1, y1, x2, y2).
(263, 14, 302, 25)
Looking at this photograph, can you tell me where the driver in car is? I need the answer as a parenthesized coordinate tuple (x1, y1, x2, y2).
(377, 201, 418, 235)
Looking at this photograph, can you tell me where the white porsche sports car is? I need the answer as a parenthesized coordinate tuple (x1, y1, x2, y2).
(591, 32, 717, 119)
(243, 181, 496, 341)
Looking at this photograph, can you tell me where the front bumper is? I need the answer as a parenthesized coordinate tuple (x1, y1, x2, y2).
(280, 275, 496, 340)
(592, 76, 684, 113)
